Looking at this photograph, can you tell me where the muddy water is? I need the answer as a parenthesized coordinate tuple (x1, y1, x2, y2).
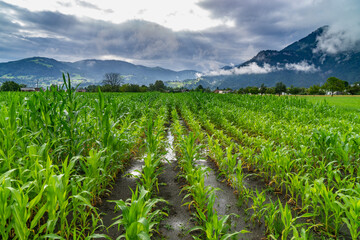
(96, 157, 144, 239)
(157, 130, 194, 240)
(195, 155, 266, 240)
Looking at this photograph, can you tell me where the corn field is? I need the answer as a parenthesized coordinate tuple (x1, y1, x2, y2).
(0, 76, 359, 239)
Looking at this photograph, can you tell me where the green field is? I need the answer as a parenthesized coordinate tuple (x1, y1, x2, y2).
(297, 95, 360, 111)
(0, 88, 359, 239)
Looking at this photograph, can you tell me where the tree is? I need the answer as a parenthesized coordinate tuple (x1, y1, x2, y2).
(149, 80, 166, 92)
(274, 82, 286, 96)
(86, 85, 101, 92)
(0, 81, 21, 91)
(288, 85, 302, 95)
(307, 84, 321, 95)
(102, 73, 123, 92)
(347, 83, 360, 95)
(245, 86, 259, 95)
(195, 84, 204, 92)
(259, 83, 267, 95)
(265, 87, 275, 95)
(322, 77, 346, 96)
(237, 88, 245, 94)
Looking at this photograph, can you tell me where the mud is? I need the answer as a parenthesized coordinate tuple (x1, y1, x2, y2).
(196, 156, 266, 240)
(156, 130, 194, 240)
(96, 157, 143, 239)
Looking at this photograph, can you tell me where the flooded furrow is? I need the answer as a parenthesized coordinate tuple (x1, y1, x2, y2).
(195, 156, 266, 240)
(157, 130, 194, 240)
(96, 157, 144, 239)
(178, 113, 266, 239)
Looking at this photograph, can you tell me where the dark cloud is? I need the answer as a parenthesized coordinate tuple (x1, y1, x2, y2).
(198, 0, 360, 52)
(0, 2, 222, 70)
(1, 0, 359, 71)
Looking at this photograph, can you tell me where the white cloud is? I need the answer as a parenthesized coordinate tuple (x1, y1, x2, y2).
(315, 25, 360, 54)
(284, 61, 319, 72)
(205, 63, 276, 76)
(1, 0, 232, 31)
(203, 61, 319, 76)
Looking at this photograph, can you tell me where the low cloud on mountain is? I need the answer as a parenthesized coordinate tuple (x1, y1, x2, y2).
(203, 61, 319, 76)
(315, 25, 360, 54)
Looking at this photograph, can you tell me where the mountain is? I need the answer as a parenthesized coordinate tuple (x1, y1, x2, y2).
(0, 57, 199, 87)
(196, 26, 360, 89)
(71, 59, 198, 86)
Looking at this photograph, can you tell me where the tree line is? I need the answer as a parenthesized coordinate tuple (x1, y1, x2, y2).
(1, 73, 359, 95)
(235, 77, 360, 96)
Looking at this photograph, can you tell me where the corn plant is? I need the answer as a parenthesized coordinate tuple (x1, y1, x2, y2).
(182, 166, 217, 211)
(337, 194, 360, 240)
(249, 189, 267, 225)
(269, 201, 313, 240)
(190, 193, 249, 240)
(110, 185, 167, 240)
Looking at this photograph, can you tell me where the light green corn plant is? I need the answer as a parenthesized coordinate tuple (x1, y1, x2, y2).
(110, 185, 167, 240)
(190, 193, 249, 240)
(249, 189, 267, 225)
(270, 201, 313, 240)
(136, 153, 162, 195)
(224, 143, 239, 177)
(136, 119, 165, 195)
(178, 132, 203, 177)
(182, 166, 218, 211)
(337, 193, 360, 240)
(0, 174, 13, 239)
(79, 149, 112, 198)
(263, 199, 282, 238)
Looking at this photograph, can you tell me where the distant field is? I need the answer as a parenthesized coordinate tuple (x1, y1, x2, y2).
(296, 95, 360, 111)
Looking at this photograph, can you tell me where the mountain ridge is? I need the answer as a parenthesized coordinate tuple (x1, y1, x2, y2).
(197, 26, 360, 89)
(0, 57, 199, 87)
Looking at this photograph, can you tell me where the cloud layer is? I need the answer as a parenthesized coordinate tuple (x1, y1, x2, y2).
(0, 0, 359, 71)
(203, 61, 319, 76)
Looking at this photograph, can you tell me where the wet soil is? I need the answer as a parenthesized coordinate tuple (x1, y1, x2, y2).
(195, 157, 266, 240)
(179, 114, 266, 239)
(156, 130, 194, 240)
(95, 116, 268, 239)
(96, 157, 143, 239)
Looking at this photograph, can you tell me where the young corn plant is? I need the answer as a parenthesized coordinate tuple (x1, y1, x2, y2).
(249, 189, 267, 225)
(263, 199, 283, 238)
(182, 166, 218, 211)
(136, 119, 165, 195)
(136, 153, 163, 195)
(178, 132, 203, 177)
(269, 201, 313, 240)
(337, 193, 360, 240)
(110, 185, 167, 240)
(80, 149, 112, 199)
(190, 193, 249, 240)
(224, 143, 238, 177)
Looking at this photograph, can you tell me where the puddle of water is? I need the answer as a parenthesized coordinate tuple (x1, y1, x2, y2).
(196, 152, 266, 238)
(164, 131, 176, 162)
(157, 130, 194, 240)
(127, 156, 144, 177)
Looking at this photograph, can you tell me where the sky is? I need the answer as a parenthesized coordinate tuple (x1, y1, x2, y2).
(0, 0, 359, 71)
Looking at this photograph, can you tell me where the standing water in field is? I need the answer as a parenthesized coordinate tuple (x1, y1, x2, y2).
(96, 157, 144, 239)
(195, 150, 266, 239)
(157, 130, 194, 240)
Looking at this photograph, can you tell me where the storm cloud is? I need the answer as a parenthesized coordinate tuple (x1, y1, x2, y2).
(0, 1, 224, 70)
(198, 0, 360, 55)
(0, 0, 359, 71)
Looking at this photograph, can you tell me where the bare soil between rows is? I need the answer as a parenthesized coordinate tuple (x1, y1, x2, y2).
(96, 128, 269, 239)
